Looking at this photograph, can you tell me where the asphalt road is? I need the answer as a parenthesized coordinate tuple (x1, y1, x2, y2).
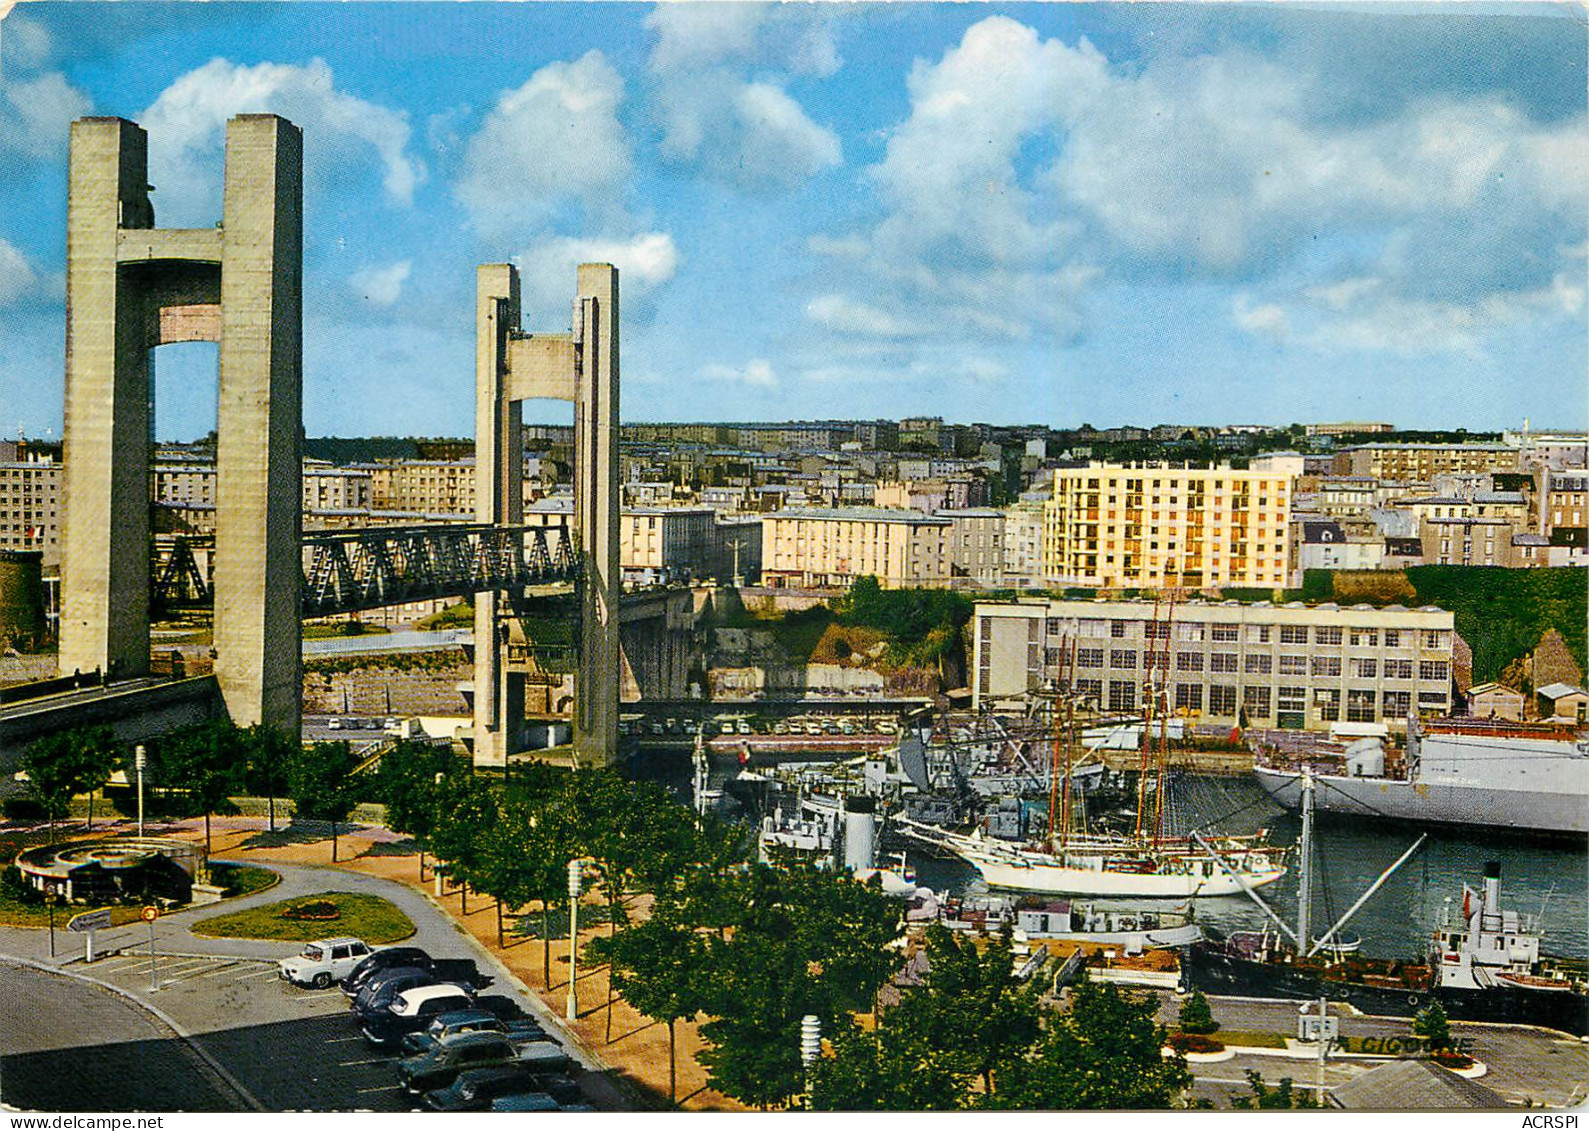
(0, 861, 625, 1113)
(0, 961, 242, 1112)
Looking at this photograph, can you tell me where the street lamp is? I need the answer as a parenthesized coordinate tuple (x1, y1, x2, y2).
(134, 744, 147, 838)
(565, 858, 594, 1021)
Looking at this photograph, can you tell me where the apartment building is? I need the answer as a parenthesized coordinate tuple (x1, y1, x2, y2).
(0, 458, 62, 565)
(1304, 422, 1395, 437)
(153, 460, 217, 507)
(369, 459, 477, 513)
(761, 507, 951, 589)
(302, 465, 373, 512)
(942, 509, 1004, 583)
(1000, 501, 1046, 588)
(1333, 443, 1519, 482)
(1043, 463, 1293, 588)
(972, 597, 1455, 731)
(622, 506, 718, 586)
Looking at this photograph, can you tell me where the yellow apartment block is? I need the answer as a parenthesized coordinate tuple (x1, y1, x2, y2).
(1044, 463, 1293, 588)
(1332, 443, 1519, 482)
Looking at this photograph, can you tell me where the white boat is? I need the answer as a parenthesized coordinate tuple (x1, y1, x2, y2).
(1017, 900, 1203, 948)
(898, 819, 1286, 899)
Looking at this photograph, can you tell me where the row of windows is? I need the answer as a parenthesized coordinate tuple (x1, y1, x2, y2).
(1070, 679, 1445, 719)
(1063, 650, 1446, 681)
(1045, 618, 1446, 649)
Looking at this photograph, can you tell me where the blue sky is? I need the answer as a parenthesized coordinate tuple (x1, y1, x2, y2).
(1, 2, 1584, 440)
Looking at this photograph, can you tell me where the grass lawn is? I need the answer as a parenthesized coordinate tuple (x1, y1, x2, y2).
(1214, 1030, 1289, 1049)
(0, 890, 144, 929)
(192, 890, 416, 943)
(209, 862, 280, 898)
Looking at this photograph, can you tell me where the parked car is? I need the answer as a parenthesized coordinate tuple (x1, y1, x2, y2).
(486, 1090, 561, 1113)
(399, 1009, 545, 1056)
(364, 983, 478, 1047)
(277, 938, 371, 988)
(510, 1040, 572, 1074)
(352, 967, 437, 1017)
(420, 1066, 546, 1112)
(398, 1032, 523, 1093)
(522, 1073, 584, 1107)
(343, 947, 434, 1000)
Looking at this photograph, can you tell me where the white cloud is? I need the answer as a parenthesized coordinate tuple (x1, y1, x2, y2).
(2, 71, 92, 159)
(803, 293, 923, 338)
(0, 238, 38, 305)
(1232, 297, 1291, 343)
(140, 58, 423, 225)
(2, 12, 54, 71)
(699, 358, 778, 389)
(514, 231, 678, 323)
(349, 260, 411, 307)
(455, 51, 630, 240)
(646, 4, 841, 191)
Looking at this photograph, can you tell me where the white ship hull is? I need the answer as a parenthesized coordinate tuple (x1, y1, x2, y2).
(962, 851, 1285, 898)
(1254, 766, 1589, 836)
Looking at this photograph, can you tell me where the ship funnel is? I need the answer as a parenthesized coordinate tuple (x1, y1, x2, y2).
(843, 796, 877, 873)
(1481, 861, 1502, 931)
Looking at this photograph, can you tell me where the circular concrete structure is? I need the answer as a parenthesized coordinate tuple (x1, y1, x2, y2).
(15, 835, 203, 903)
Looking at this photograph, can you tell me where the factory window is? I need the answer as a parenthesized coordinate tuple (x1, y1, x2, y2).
(1246, 624, 1272, 643)
(1210, 624, 1239, 642)
(1385, 659, 1414, 680)
(1110, 649, 1137, 669)
(1346, 689, 1377, 722)
(1174, 684, 1203, 712)
(1176, 652, 1205, 672)
(1210, 652, 1238, 673)
(1315, 626, 1343, 645)
(1419, 660, 1450, 682)
(1280, 625, 1308, 644)
(1383, 691, 1411, 717)
(1418, 690, 1448, 707)
(1075, 678, 1103, 703)
(1111, 620, 1131, 638)
(1243, 686, 1271, 718)
(1076, 648, 1105, 668)
(1311, 656, 1342, 678)
(1315, 688, 1341, 721)
(1176, 623, 1206, 642)
(1245, 654, 1272, 674)
(1349, 628, 1379, 647)
(1278, 654, 1308, 676)
(1352, 658, 1378, 679)
(1108, 680, 1136, 712)
(1384, 630, 1402, 647)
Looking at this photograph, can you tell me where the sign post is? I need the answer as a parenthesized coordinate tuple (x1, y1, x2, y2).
(141, 905, 160, 991)
(68, 908, 113, 963)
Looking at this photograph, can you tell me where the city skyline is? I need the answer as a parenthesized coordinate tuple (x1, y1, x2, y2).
(2, 2, 1584, 440)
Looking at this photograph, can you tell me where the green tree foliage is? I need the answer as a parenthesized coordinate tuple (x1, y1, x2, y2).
(833, 576, 973, 666)
(808, 1016, 968, 1111)
(288, 741, 364, 862)
(375, 740, 465, 851)
(987, 976, 1192, 1110)
(689, 865, 903, 1109)
(1413, 1001, 1452, 1050)
(163, 721, 247, 855)
(590, 897, 704, 1105)
(427, 771, 501, 891)
(243, 725, 296, 833)
(1177, 990, 1220, 1036)
(1231, 1069, 1320, 1110)
(20, 726, 120, 842)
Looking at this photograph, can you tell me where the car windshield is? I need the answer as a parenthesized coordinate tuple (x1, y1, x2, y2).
(301, 945, 324, 961)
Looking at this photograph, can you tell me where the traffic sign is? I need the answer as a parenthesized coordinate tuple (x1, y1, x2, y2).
(68, 908, 113, 933)
(140, 905, 160, 923)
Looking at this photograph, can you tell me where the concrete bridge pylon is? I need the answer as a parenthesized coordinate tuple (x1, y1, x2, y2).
(474, 263, 620, 768)
(60, 114, 303, 735)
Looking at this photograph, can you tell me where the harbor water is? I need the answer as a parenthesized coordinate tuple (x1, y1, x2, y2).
(634, 752, 1589, 963)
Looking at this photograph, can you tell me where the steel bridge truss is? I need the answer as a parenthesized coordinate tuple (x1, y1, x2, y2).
(300, 524, 576, 617)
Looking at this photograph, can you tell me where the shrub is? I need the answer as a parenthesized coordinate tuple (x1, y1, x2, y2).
(2, 798, 45, 822)
(1166, 1032, 1225, 1055)
(1177, 989, 1221, 1035)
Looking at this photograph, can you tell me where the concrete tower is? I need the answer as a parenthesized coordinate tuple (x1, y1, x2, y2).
(60, 115, 302, 733)
(474, 263, 620, 767)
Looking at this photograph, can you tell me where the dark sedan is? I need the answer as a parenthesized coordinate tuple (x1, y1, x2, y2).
(343, 947, 434, 1000)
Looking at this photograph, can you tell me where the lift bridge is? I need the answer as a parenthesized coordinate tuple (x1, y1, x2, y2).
(153, 525, 578, 618)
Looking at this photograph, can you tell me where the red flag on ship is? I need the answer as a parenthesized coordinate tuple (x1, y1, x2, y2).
(1462, 886, 1474, 919)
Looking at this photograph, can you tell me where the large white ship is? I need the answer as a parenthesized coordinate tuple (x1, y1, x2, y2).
(896, 818, 1287, 898)
(1253, 717, 1589, 837)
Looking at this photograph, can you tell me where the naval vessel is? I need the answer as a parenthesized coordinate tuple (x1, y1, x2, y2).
(1252, 717, 1589, 837)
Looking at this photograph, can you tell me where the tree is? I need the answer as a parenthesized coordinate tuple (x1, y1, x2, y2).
(164, 721, 246, 855)
(987, 976, 1192, 1110)
(591, 897, 703, 1106)
(808, 1015, 968, 1111)
(427, 771, 501, 905)
(690, 864, 903, 1109)
(21, 731, 90, 843)
(1177, 990, 1220, 1036)
(1231, 1069, 1320, 1110)
(376, 739, 464, 876)
(1413, 1002, 1452, 1051)
(288, 741, 364, 862)
(243, 725, 296, 833)
(876, 923, 1040, 1096)
(74, 727, 120, 833)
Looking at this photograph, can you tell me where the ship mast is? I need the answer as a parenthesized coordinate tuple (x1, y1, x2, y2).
(1297, 766, 1314, 957)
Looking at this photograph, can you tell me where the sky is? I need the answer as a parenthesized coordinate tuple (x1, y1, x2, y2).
(0, 1, 1584, 440)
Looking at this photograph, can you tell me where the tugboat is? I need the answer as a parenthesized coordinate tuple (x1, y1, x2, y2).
(1187, 771, 1589, 1036)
